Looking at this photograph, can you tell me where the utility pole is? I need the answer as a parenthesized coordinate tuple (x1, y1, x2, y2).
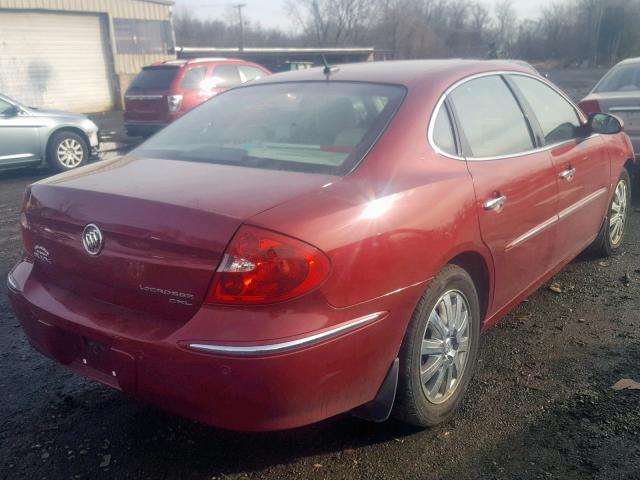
(234, 3, 246, 51)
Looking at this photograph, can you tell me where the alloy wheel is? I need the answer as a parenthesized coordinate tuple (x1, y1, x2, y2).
(56, 138, 84, 168)
(609, 179, 628, 246)
(419, 289, 471, 404)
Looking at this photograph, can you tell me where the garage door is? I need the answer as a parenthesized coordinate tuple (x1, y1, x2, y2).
(0, 11, 114, 112)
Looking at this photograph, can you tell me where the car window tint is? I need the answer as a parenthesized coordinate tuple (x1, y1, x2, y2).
(595, 64, 640, 93)
(239, 66, 266, 83)
(181, 67, 207, 90)
(136, 82, 406, 175)
(212, 65, 241, 89)
(449, 76, 534, 158)
(129, 66, 178, 91)
(512, 75, 581, 145)
(432, 106, 457, 156)
(0, 98, 13, 115)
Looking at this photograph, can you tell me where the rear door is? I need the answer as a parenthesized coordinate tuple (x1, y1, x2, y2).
(509, 74, 610, 261)
(447, 74, 560, 312)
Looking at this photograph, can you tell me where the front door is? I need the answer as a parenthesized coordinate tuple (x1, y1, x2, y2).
(509, 74, 611, 261)
(447, 74, 560, 315)
(0, 98, 41, 166)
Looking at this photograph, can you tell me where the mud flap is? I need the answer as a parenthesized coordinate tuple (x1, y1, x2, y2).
(352, 357, 399, 422)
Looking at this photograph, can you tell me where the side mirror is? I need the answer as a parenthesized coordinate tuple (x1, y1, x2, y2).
(589, 112, 623, 135)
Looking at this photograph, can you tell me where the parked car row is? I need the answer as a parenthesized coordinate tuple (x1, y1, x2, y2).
(7, 59, 636, 432)
(2, 57, 639, 176)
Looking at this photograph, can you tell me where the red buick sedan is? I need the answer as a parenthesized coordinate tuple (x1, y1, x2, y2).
(7, 60, 634, 432)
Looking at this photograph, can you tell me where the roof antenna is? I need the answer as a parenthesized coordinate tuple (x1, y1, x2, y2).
(321, 55, 338, 78)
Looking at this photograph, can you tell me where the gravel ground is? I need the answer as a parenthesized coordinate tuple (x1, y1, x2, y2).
(1, 69, 639, 480)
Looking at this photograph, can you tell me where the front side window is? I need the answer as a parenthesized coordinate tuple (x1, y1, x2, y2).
(136, 82, 405, 175)
(431, 105, 457, 156)
(0, 98, 14, 116)
(239, 66, 266, 83)
(511, 75, 581, 145)
(211, 65, 241, 89)
(181, 67, 207, 90)
(595, 64, 640, 93)
(449, 75, 534, 158)
(114, 19, 174, 55)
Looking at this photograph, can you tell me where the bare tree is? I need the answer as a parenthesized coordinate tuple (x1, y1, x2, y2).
(494, 0, 516, 54)
(174, 0, 640, 66)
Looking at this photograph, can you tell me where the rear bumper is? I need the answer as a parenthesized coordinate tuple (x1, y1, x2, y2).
(7, 260, 422, 431)
(124, 121, 167, 137)
(88, 130, 100, 156)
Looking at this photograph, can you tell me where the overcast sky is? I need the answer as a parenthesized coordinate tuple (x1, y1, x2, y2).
(174, 0, 558, 30)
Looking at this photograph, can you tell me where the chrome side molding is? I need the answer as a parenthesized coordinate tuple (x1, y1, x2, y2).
(506, 187, 608, 251)
(189, 311, 387, 356)
(558, 187, 607, 220)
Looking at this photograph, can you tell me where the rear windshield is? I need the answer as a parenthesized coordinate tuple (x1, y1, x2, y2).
(595, 64, 640, 93)
(128, 66, 179, 92)
(135, 81, 405, 175)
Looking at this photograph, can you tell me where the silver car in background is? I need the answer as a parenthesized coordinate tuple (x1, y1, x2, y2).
(0, 94, 99, 173)
(579, 58, 640, 160)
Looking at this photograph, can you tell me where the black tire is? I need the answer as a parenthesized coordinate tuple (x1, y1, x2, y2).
(46, 131, 89, 173)
(393, 264, 481, 427)
(589, 169, 631, 257)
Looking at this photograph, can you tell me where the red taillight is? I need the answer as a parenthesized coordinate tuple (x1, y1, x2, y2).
(578, 99, 601, 116)
(206, 225, 331, 305)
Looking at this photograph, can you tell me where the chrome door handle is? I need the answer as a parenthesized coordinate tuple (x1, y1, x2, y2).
(483, 195, 507, 210)
(559, 167, 577, 180)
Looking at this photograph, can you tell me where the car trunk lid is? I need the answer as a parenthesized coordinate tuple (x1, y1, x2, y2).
(22, 156, 337, 323)
(590, 92, 640, 153)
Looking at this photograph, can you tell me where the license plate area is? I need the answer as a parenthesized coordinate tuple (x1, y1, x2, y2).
(76, 337, 137, 392)
(81, 338, 112, 374)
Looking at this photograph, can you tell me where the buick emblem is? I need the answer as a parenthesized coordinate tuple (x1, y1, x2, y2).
(82, 224, 103, 256)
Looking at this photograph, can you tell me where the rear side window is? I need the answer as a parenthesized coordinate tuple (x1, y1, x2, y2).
(511, 75, 581, 145)
(136, 81, 406, 175)
(239, 66, 266, 83)
(181, 67, 207, 90)
(595, 64, 640, 93)
(449, 76, 534, 158)
(212, 65, 241, 89)
(129, 67, 178, 91)
(431, 105, 457, 156)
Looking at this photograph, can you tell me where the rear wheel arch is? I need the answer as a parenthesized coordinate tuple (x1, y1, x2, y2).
(447, 251, 491, 326)
(624, 158, 637, 186)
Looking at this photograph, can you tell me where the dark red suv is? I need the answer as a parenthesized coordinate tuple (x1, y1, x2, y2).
(123, 58, 270, 137)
